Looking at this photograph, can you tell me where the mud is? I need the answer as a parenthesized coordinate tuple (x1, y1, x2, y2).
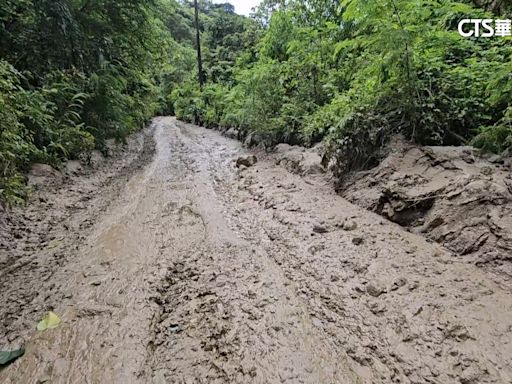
(1, 118, 511, 383)
(341, 137, 512, 290)
(0, 126, 155, 350)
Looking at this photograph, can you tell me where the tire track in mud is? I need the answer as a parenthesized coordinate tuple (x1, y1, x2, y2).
(145, 119, 358, 383)
(144, 119, 512, 384)
(1, 117, 511, 383)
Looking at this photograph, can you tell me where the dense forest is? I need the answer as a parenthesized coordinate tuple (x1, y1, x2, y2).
(1, 0, 511, 203)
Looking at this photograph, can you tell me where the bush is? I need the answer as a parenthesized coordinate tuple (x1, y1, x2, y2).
(172, 0, 512, 181)
(0, 61, 43, 204)
(0, 0, 174, 204)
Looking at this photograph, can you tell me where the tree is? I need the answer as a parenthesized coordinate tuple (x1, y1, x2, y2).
(194, 0, 205, 87)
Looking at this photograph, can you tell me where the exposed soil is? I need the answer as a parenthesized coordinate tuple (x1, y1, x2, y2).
(1, 118, 511, 383)
(341, 137, 512, 290)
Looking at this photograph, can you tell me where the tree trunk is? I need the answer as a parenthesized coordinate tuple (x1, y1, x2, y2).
(194, 0, 204, 88)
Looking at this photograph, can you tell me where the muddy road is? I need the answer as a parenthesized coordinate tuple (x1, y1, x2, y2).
(1, 117, 511, 383)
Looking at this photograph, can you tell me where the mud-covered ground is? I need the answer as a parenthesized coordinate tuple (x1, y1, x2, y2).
(1, 118, 511, 383)
(341, 138, 512, 290)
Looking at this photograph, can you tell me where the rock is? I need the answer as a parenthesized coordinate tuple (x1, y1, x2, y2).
(486, 154, 504, 164)
(343, 221, 358, 231)
(277, 151, 304, 173)
(352, 237, 364, 245)
(301, 152, 325, 175)
(225, 128, 239, 140)
(168, 324, 182, 334)
(275, 143, 294, 154)
(444, 324, 472, 341)
(89, 150, 105, 168)
(64, 160, 83, 176)
(368, 300, 387, 314)
(312, 224, 329, 234)
(275, 145, 325, 176)
(391, 277, 407, 290)
(408, 281, 420, 291)
(236, 155, 257, 168)
(366, 283, 386, 297)
(244, 132, 263, 147)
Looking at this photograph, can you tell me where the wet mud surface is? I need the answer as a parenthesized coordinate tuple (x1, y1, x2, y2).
(341, 138, 512, 290)
(1, 118, 511, 383)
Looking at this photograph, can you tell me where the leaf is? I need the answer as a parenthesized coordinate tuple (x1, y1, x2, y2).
(0, 348, 25, 365)
(36, 311, 61, 331)
(47, 239, 61, 249)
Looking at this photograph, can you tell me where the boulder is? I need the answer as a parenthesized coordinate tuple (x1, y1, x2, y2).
(244, 132, 264, 147)
(89, 150, 105, 168)
(277, 151, 304, 173)
(301, 152, 325, 175)
(236, 155, 258, 168)
(275, 144, 325, 175)
(225, 128, 239, 140)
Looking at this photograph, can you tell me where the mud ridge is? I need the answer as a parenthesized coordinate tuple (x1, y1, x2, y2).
(339, 137, 512, 289)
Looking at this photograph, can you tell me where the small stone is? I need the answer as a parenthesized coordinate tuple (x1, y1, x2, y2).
(168, 324, 182, 334)
(366, 283, 386, 297)
(487, 154, 503, 164)
(408, 281, 420, 291)
(368, 301, 386, 314)
(311, 317, 323, 328)
(312, 224, 329, 234)
(352, 237, 364, 245)
(343, 221, 358, 231)
(391, 277, 407, 290)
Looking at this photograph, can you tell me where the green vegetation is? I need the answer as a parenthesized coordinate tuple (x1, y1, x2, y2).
(1, 0, 167, 203)
(1, 0, 511, 203)
(172, 0, 512, 174)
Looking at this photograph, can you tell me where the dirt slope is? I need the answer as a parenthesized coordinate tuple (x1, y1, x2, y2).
(340, 138, 512, 290)
(0, 118, 511, 383)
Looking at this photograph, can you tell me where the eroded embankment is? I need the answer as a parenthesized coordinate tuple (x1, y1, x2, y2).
(338, 138, 512, 290)
(270, 137, 512, 291)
